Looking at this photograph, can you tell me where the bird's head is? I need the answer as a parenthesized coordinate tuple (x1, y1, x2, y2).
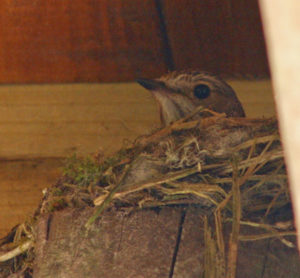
(137, 71, 245, 126)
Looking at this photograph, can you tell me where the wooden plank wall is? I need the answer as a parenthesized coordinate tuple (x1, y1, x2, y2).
(0, 0, 268, 83)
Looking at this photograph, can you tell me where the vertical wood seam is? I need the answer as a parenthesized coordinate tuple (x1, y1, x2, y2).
(154, 0, 175, 71)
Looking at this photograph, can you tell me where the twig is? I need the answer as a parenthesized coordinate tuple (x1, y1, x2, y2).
(214, 210, 226, 273)
(239, 231, 296, 241)
(226, 160, 241, 278)
(0, 240, 33, 262)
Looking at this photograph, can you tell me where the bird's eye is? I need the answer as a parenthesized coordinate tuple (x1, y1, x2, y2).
(193, 84, 210, 99)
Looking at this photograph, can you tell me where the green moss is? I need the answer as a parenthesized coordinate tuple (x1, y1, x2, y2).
(62, 150, 129, 187)
(52, 188, 63, 196)
(63, 154, 103, 187)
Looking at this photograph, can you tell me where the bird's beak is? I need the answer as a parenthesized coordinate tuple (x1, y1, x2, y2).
(136, 78, 166, 91)
(136, 77, 190, 126)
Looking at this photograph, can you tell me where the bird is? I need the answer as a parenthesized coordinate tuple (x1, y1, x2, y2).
(137, 70, 245, 126)
(115, 71, 247, 187)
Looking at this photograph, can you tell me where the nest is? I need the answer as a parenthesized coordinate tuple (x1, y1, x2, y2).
(0, 109, 295, 277)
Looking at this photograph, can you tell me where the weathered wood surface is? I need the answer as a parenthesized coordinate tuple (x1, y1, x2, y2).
(33, 207, 300, 277)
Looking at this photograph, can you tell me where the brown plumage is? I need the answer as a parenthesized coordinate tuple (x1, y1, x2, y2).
(137, 71, 245, 126)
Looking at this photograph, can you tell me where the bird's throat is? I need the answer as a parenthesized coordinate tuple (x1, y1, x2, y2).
(152, 91, 196, 126)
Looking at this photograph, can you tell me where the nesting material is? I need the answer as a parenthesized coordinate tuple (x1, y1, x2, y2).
(88, 110, 289, 228)
(0, 109, 295, 277)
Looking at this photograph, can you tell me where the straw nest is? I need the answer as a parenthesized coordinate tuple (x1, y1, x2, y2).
(0, 108, 295, 277)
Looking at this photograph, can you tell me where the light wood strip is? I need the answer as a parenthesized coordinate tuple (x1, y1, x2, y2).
(0, 81, 274, 159)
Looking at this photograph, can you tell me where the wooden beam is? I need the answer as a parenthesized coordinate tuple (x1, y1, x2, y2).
(259, 0, 300, 249)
